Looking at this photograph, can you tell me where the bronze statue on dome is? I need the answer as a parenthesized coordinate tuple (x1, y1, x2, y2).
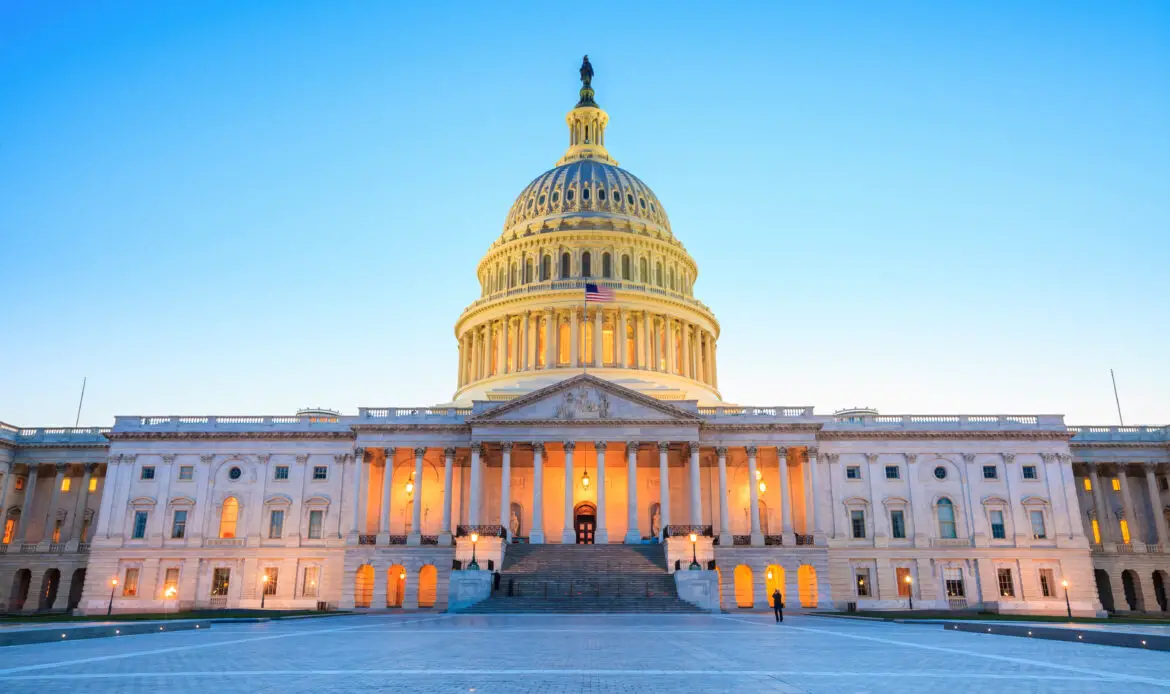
(580, 55, 594, 88)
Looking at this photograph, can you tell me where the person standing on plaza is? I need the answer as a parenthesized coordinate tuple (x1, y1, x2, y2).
(772, 588, 784, 623)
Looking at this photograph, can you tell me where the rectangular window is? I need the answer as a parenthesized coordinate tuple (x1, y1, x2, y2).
(132, 511, 149, 539)
(141, 466, 155, 480)
(308, 510, 323, 539)
(263, 567, 278, 595)
(61, 477, 71, 492)
(1030, 510, 1047, 539)
(846, 466, 861, 480)
(1091, 518, 1101, 544)
(982, 465, 997, 480)
(312, 466, 328, 481)
(269, 510, 285, 539)
(1112, 478, 1121, 492)
(1083, 478, 1092, 491)
(1022, 465, 1037, 480)
(944, 568, 965, 597)
(1039, 569, 1055, 598)
(172, 510, 188, 539)
(211, 568, 231, 597)
(178, 465, 194, 481)
(163, 567, 180, 594)
(1120, 518, 1131, 544)
(990, 510, 1006, 540)
(123, 568, 139, 596)
(896, 567, 912, 597)
(885, 465, 900, 480)
(1161, 478, 1168, 492)
(274, 465, 289, 480)
(997, 568, 1015, 598)
(89, 477, 98, 492)
(14, 477, 24, 491)
(2, 518, 14, 544)
(855, 569, 871, 597)
(890, 510, 906, 539)
(303, 566, 320, 597)
(850, 509, 866, 539)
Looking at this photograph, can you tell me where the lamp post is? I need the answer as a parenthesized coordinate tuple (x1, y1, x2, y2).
(107, 577, 118, 616)
(688, 532, 700, 570)
(904, 575, 914, 610)
(260, 573, 269, 609)
(1062, 579, 1072, 619)
(468, 532, 480, 570)
(164, 586, 177, 619)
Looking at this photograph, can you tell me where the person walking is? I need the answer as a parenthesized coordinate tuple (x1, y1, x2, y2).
(772, 588, 784, 623)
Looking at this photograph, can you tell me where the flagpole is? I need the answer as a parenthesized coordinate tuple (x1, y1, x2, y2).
(582, 288, 588, 377)
(1111, 369, 1124, 426)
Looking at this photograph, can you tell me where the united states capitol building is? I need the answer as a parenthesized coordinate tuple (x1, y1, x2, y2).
(2, 61, 1167, 618)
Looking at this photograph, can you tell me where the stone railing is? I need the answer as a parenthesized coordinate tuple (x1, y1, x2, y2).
(829, 414, 1065, 431)
(1069, 425, 1169, 442)
(113, 415, 349, 434)
(664, 524, 713, 538)
(12, 427, 111, 444)
(763, 535, 783, 546)
(204, 538, 247, 548)
(78, 542, 91, 553)
(794, 534, 815, 546)
(358, 535, 377, 545)
(387, 535, 408, 545)
(460, 278, 714, 316)
(357, 407, 473, 422)
(931, 538, 971, 548)
(456, 525, 506, 538)
(698, 406, 815, 419)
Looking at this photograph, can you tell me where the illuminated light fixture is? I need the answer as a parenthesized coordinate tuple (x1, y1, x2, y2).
(581, 469, 590, 489)
(755, 470, 762, 481)
(400, 572, 406, 580)
(766, 570, 773, 581)
(758, 481, 766, 494)
(688, 532, 700, 569)
(405, 473, 415, 496)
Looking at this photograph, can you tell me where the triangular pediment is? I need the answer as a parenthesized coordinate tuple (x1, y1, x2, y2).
(469, 375, 699, 424)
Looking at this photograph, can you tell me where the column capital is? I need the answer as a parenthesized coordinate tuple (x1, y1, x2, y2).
(443, 447, 457, 458)
(383, 446, 396, 458)
(105, 454, 122, 466)
(866, 453, 880, 465)
(655, 441, 670, 453)
(1040, 452, 1057, 464)
(501, 442, 514, 453)
(413, 446, 427, 457)
(161, 454, 177, 465)
(627, 441, 641, 453)
(904, 452, 917, 465)
(823, 452, 839, 465)
(563, 441, 576, 452)
(54, 462, 68, 475)
(334, 453, 348, 465)
(1001, 452, 1016, 464)
(257, 453, 271, 466)
(962, 453, 976, 464)
(295, 454, 309, 465)
(83, 462, 99, 474)
(200, 454, 215, 465)
(354, 447, 367, 463)
(470, 441, 483, 454)
(688, 441, 701, 454)
(1145, 462, 1161, 475)
(1057, 453, 1073, 465)
(776, 446, 788, 457)
(745, 445, 758, 457)
(594, 441, 607, 452)
(532, 441, 545, 454)
(806, 446, 819, 458)
(715, 446, 728, 457)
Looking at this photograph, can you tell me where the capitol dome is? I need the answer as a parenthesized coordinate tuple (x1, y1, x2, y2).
(453, 57, 722, 405)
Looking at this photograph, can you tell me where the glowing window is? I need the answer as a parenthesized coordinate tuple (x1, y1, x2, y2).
(1083, 478, 1092, 491)
(1091, 519, 1101, 543)
(1120, 518, 1131, 544)
(88, 477, 98, 493)
(1, 518, 13, 544)
(123, 568, 139, 597)
(219, 497, 239, 538)
(1112, 478, 1121, 492)
(61, 478, 71, 492)
(997, 568, 1015, 598)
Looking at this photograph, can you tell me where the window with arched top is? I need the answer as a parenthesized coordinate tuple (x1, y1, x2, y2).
(496, 268, 505, 292)
(561, 252, 571, 278)
(639, 258, 648, 283)
(655, 262, 663, 287)
(937, 498, 957, 539)
(219, 497, 239, 539)
(524, 258, 533, 284)
(621, 255, 631, 280)
(582, 187, 590, 201)
(509, 263, 517, 288)
(541, 255, 551, 281)
(602, 253, 611, 278)
(668, 267, 675, 290)
(582, 252, 592, 277)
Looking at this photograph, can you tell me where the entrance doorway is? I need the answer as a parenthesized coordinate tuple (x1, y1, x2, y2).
(574, 502, 596, 544)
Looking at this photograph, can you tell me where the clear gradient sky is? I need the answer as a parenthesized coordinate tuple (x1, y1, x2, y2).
(2, 2, 1167, 426)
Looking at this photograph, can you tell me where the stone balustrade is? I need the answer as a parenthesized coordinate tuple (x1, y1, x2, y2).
(827, 414, 1066, 430)
(1069, 425, 1169, 442)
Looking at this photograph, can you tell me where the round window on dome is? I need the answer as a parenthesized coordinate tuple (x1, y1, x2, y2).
(626, 193, 634, 205)
(539, 194, 546, 205)
(582, 187, 590, 201)
(598, 189, 606, 201)
(552, 191, 559, 203)
(639, 197, 646, 209)
(527, 198, 534, 209)
(566, 189, 574, 202)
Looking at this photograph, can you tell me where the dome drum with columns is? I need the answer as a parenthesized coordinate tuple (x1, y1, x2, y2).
(454, 65, 721, 405)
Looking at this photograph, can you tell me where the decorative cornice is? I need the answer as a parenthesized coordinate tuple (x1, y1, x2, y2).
(106, 431, 355, 442)
(816, 431, 1073, 441)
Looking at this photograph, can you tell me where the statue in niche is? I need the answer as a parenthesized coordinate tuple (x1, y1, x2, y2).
(650, 503, 661, 537)
(510, 507, 521, 538)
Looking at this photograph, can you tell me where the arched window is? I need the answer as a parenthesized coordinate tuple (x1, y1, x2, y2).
(602, 253, 612, 278)
(509, 263, 517, 288)
(639, 258, 648, 283)
(497, 268, 505, 292)
(524, 258, 533, 284)
(219, 497, 239, 539)
(598, 188, 607, 201)
(621, 255, 631, 280)
(541, 255, 551, 281)
(582, 252, 592, 277)
(668, 267, 675, 290)
(561, 252, 571, 278)
(655, 262, 663, 287)
(582, 187, 590, 201)
(937, 498, 957, 539)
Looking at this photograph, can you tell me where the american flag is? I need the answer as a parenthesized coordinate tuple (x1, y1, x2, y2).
(584, 283, 615, 302)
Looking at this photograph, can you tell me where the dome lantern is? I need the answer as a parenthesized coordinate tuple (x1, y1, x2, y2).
(557, 55, 617, 167)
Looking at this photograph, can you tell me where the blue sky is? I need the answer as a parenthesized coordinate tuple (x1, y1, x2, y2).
(1, 1, 1167, 426)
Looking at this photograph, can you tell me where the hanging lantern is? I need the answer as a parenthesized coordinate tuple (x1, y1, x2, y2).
(405, 472, 415, 495)
(581, 469, 591, 489)
(759, 481, 767, 494)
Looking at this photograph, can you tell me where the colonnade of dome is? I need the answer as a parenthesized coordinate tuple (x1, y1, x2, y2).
(452, 67, 721, 404)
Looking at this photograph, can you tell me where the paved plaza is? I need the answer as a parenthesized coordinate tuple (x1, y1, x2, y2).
(1, 613, 1169, 693)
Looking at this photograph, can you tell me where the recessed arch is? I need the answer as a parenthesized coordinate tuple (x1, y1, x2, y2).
(765, 564, 784, 607)
(418, 565, 438, 608)
(219, 497, 240, 539)
(354, 564, 374, 608)
(734, 565, 754, 608)
(387, 564, 406, 607)
(798, 565, 818, 607)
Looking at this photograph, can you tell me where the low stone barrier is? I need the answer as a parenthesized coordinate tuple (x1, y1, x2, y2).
(0, 619, 211, 647)
(447, 570, 493, 612)
(943, 621, 1170, 651)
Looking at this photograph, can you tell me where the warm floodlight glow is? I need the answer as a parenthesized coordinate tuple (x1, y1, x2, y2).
(470, 532, 479, 543)
(689, 532, 697, 543)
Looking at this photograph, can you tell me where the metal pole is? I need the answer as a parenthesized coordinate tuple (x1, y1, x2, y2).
(74, 377, 87, 427)
(107, 583, 115, 616)
(1111, 369, 1125, 426)
(1065, 589, 1072, 619)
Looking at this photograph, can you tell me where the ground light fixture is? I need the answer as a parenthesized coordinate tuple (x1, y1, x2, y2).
(468, 532, 480, 570)
(261, 573, 269, 609)
(904, 574, 914, 610)
(688, 532, 700, 570)
(107, 577, 118, 616)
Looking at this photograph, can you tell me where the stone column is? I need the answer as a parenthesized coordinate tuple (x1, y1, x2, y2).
(1088, 465, 1113, 544)
(807, 447, 820, 540)
(688, 442, 703, 525)
(656, 442, 670, 540)
(457, 336, 465, 387)
(711, 342, 718, 389)
(634, 313, 644, 369)
(408, 447, 425, 544)
(665, 319, 676, 375)
(562, 442, 576, 543)
(593, 308, 603, 366)
(379, 447, 395, 543)
(543, 308, 555, 369)
(867, 453, 887, 542)
(681, 322, 691, 378)
(617, 310, 627, 367)
(498, 317, 509, 375)
(650, 316, 660, 371)
(1117, 465, 1138, 544)
(520, 311, 530, 372)
(569, 309, 580, 367)
(1145, 464, 1169, 547)
(440, 447, 455, 545)
(0, 463, 15, 538)
(350, 449, 366, 539)
(67, 463, 94, 543)
(716, 446, 731, 545)
(531, 443, 545, 544)
(625, 442, 640, 543)
(643, 311, 653, 371)
(747, 446, 762, 545)
(15, 464, 39, 543)
(469, 442, 483, 524)
(500, 443, 513, 540)
(471, 328, 481, 381)
(595, 442, 608, 544)
(778, 447, 794, 543)
(43, 463, 67, 544)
